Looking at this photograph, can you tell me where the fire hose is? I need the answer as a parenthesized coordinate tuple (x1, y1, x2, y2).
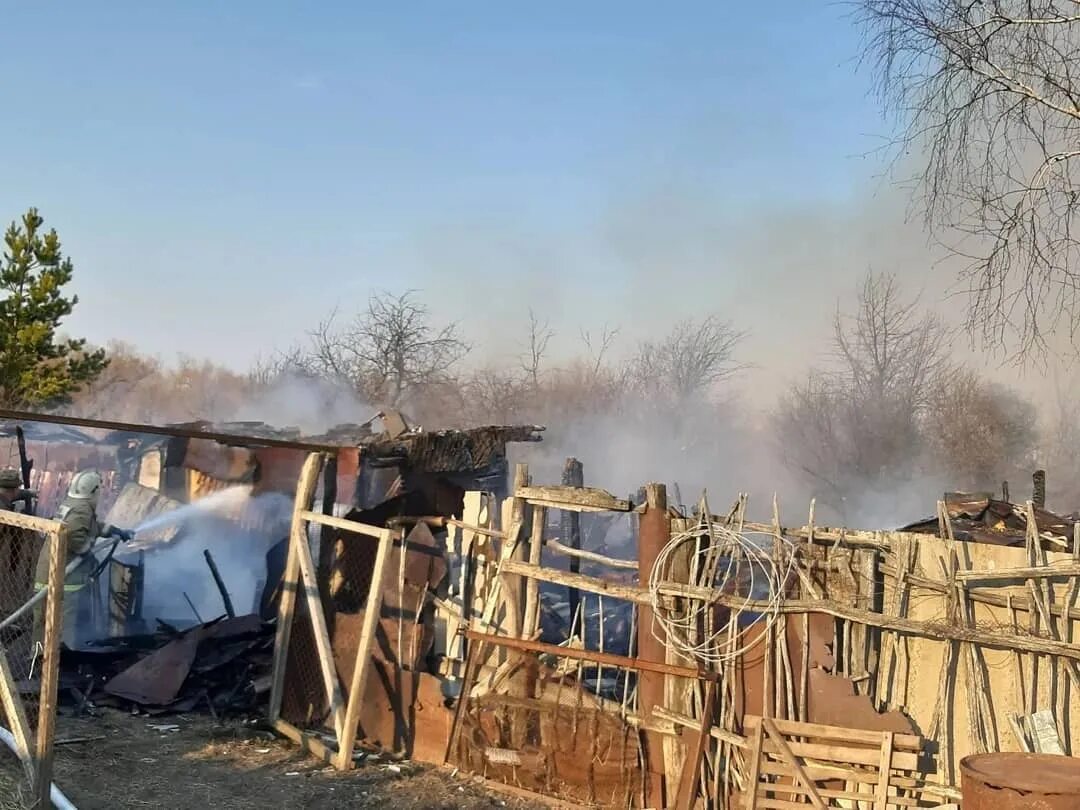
(0, 725, 78, 809)
(0, 538, 118, 633)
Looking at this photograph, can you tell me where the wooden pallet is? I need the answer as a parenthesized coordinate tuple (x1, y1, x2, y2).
(741, 716, 954, 809)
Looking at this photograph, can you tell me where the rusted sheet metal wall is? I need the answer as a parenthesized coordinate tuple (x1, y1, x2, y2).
(251, 447, 307, 495)
(451, 680, 643, 808)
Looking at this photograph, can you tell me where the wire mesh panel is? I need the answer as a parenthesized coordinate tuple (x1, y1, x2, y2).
(279, 564, 332, 730)
(0, 522, 46, 725)
(0, 510, 67, 807)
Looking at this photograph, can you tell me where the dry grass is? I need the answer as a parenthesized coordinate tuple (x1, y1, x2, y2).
(27, 711, 546, 810)
(0, 754, 30, 810)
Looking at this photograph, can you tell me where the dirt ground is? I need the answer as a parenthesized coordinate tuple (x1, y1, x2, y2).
(0, 710, 547, 810)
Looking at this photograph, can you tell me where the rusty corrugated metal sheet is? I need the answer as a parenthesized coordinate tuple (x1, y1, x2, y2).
(962, 753, 1080, 809)
(900, 491, 1077, 548)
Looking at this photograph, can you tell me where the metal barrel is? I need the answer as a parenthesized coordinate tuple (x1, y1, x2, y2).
(961, 752, 1080, 809)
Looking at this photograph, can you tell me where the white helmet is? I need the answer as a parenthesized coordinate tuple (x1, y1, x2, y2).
(68, 470, 103, 501)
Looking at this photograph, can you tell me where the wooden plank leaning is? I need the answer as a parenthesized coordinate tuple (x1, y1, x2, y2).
(334, 526, 395, 770)
(673, 680, 716, 810)
(0, 645, 33, 781)
(761, 717, 826, 810)
(35, 524, 68, 809)
(293, 518, 346, 739)
(268, 452, 324, 723)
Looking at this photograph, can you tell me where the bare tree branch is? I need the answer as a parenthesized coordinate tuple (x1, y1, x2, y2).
(518, 309, 554, 389)
(298, 290, 470, 407)
(774, 272, 951, 516)
(857, 0, 1080, 357)
(629, 315, 746, 403)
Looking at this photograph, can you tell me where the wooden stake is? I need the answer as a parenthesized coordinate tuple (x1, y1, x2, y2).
(1007, 595, 1027, 721)
(269, 452, 323, 722)
(35, 526, 69, 808)
(521, 506, 546, 639)
(744, 721, 764, 810)
(292, 510, 347, 738)
(444, 637, 482, 766)
(873, 731, 895, 810)
(0, 646, 32, 781)
(673, 681, 716, 810)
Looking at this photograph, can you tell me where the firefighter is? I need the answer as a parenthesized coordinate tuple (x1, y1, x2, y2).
(0, 468, 36, 616)
(0, 468, 34, 513)
(32, 470, 132, 648)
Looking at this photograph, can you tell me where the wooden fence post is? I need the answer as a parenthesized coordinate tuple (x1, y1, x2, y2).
(638, 482, 669, 809)
(269, 452, 324, 722)
(35, 525, 68, 808)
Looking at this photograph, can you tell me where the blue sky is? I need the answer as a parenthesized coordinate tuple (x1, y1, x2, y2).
(0, 2, 890, 377)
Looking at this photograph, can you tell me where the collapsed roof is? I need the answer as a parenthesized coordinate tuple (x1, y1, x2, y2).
(899, 491, 1076, 548)
(0, 420, 100, 444)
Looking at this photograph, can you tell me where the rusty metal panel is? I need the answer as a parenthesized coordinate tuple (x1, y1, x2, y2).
(180, 438, 257, 482)
(104, 629, 204, 705)
(944, 492, 991, 519)
(449, 672, 643, 808)
(962, 753, 1080, 809)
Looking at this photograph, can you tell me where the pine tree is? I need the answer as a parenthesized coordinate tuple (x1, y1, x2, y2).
(0, 208, 107, 408)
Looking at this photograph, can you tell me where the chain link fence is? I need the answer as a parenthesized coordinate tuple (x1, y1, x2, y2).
(0, 511, 67, 808)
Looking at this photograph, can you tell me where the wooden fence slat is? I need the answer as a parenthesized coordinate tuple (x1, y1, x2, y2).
(268, 452, 323, 722)
(34, 527, 68, 809)
(761, 718, 826, 810)
(875, 731, 895, 810)
(745, 722, 765, 810)
(674, 681, 716, 810)
(293, 518, 346, 738)
(0, 646, 33, 780)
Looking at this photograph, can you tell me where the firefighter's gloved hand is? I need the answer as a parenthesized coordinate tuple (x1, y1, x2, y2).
(112, 528, 135, 542)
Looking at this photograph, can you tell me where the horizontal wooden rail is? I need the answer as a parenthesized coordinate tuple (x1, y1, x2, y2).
(297, 510, 384, 538)
(544, 538, 637, 569)
(462, 629, 720, 681)
(500, 559, 1080, 662)
(0, 407, 346, 451)
(956, 563, 1080, 582)
(0, 512, 64, 535)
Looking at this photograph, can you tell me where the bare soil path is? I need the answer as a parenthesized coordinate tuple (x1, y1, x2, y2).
(0, 710, 546, 810)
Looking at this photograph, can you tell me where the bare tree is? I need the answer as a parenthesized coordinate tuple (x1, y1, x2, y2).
(858, 0, 1080, 355)
(774, 272, 951, 517)
(774, 375, 853, 513)
(67, 342, 255, 423)
(518, 309, 554, 389)
(247, 346, 309, 388)
(630, 315, 746, 402)
(924, 367, 1037, 489)
(833, 273, 951, 406)
(580, 324, 620, 380)
(300, 290, 469, 407)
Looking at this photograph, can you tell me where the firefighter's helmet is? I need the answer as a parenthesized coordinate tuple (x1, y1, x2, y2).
(67, 470, 103, 501)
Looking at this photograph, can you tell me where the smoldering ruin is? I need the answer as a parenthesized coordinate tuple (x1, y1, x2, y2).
(1, 404, 1078, 809)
